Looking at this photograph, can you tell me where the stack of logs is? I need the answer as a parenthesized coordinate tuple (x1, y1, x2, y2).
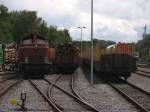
(4, 48, 17, 64)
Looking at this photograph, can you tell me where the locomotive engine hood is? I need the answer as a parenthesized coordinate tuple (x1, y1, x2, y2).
(18, 34, 49, 64)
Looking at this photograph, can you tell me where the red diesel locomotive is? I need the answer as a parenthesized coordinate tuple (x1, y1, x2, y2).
(18, 34, 51, 77)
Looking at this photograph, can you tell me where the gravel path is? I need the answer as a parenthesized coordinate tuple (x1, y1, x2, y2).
(0, 80, 52, 112)
(73, 68, 139, 112)
(128, 73, 150, 93)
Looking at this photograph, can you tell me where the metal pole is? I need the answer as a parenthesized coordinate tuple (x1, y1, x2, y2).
(143, 24, 147, 39)
(81, 28, 83, 65)
(91, 0, 94, 85)
(77, 27, 86, 65)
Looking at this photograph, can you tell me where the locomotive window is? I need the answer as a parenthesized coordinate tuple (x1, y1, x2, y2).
(37, 39, 46, 44)
(22, 39, 32, 44)
(22, 39, 47, 44)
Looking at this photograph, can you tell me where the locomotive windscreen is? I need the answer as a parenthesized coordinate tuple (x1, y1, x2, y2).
(21, 35, 48, 45)
(22, 39, 32, 44)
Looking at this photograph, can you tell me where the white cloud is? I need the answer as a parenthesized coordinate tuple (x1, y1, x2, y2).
(1, 0, 150, 42)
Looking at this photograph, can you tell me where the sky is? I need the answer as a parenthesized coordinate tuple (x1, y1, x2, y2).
(1, 0, 150, 42)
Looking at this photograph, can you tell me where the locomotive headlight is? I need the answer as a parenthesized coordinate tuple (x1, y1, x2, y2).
(25, 57, 28, 63)
(44, 57, 48, 63)
(35, 44, 37, 48)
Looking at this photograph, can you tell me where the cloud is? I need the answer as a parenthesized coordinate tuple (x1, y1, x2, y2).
(1, 0, 150, 42)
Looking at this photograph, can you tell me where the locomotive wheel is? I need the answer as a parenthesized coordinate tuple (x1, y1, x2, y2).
(123, 73, 131, 81)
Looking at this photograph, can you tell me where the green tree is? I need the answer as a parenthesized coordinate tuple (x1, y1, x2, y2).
(38, 20, 48, 36)
(46, 26, 72, 47)
(63, 29, 72, 42)
(0, 5, 72, 45)
(0, 5, 9, 19)
(10, 11, 42, 41)
(0, 5, 13, 43)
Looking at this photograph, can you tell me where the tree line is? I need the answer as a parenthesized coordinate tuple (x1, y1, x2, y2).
(136, 36, 150, 51)
(3, 5, 146, 51)
(0, 5, 71, 47)
(74, 39, 116, 50)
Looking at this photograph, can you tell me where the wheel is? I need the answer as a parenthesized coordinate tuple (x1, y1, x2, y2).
(123, 73, 131, 80)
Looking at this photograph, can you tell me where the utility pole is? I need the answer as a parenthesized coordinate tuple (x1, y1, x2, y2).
(91, 0, 94, 84)
(143, 24, 147, 39)
(77, 27, 86, 65)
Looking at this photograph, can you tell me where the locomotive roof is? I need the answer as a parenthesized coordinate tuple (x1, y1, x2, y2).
(22, 35, 47, 41)
(106, 44, 116, 49)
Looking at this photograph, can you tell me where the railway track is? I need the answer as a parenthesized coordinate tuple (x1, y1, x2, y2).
(0, 74, 19, 83)
(29, 74, 100, 112)
(137, 62, 150, 65)
(137, 69, 150, 74)
(0, 79, 22, 98)
(47, 75, 64, 111)
(29, 80, 62, 112)
(109, 80, 150, 112)
(134, 72, 150, 78)
(137, 65, 150, 69)
(0, 72, 16, 76)
(0, 72, 22, 98)
(44, 74, 100, 112)
(71, 73, 84, 100)
(134, 69, 150, 78)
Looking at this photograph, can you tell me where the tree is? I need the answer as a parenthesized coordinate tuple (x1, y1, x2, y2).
(0, 5, 9, 19)
(0, 5, 72, 45)
(10, 11, 42, 41)
(0, 5, 13, 43)
(136, 37, 150, 51)
(63, 29, 72, 42)
(47, 26, 72, 48)
(38, 20, 48, 36)
(74, 39, 116, 51)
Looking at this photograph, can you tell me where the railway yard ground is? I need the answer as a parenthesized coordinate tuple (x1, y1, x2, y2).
(0, 64, 150, 111)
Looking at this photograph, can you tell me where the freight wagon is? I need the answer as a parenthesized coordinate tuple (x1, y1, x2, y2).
(82, 43, 136, 80)
(0, 44, 3, 71)
(55, 43, 80, 74)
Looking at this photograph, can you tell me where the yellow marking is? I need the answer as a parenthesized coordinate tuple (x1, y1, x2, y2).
(10, 99, 17, 106)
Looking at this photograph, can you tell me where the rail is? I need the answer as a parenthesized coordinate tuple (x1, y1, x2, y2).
(108, 80, 150, 112)
(44, 77, 100, 112)
(0, 80, 23, 98)
(29, 80, 62, 112)
(135, 72, 150, 78)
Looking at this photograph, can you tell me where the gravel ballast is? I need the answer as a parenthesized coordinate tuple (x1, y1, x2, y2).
(138, 67, 150, 72)
(46, 74, 92, 112)
(0, 80, 52, 112)
(0, 68, 148, 112)
(73, 68, 139, 112)
(128, 72, 150, 93)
